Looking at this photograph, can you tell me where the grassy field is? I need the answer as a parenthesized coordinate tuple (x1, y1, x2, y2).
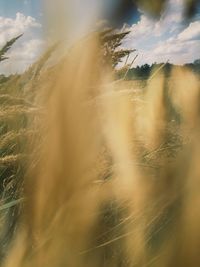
(0, 45, 200, 267)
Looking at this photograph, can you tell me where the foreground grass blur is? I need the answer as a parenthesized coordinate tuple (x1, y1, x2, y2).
(0, 1, 200, 266)
(0, 39, 200, 266)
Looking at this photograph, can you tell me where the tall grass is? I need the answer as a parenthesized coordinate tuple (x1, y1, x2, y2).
(0, 3, 200, 267)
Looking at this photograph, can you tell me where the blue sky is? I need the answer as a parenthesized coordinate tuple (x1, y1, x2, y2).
(0, 0, 200, 74)
(122, 0, 200, 66)
(0, 0, 42, 20)
(0, 0, 44, 74)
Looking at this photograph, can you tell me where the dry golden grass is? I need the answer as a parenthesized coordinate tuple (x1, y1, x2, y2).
(0, 3, 200, 267)
(0, 38, 199, 267)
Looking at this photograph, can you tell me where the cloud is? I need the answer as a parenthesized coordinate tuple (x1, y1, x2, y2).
(0, 12, 41, 45)
(0, 12, 44, 74)
(121, 0, 200, 66)
(178, 21, 200, 41)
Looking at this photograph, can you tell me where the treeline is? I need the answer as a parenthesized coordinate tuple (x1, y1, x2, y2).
(118, 59, 200, 80)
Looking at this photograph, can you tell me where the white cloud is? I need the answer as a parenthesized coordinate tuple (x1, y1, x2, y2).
(121, 0, 200, 67)
(0, 13, 44, 74)
(178, 21, 200, 41)
(9, 39, 44, 61)
(0, 12, 41, 46)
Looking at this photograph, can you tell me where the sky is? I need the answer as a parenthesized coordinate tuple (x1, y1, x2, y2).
(0, 0, 44, 74)
(0, 0, 200, 74)
(122, 0, 200, 67)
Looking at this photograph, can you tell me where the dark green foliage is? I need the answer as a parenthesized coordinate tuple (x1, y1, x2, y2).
(118, 60, 200, 80)
(185, 59, 200, 74)
(0, 75, 9, 84)
(117, 63, 152, 80)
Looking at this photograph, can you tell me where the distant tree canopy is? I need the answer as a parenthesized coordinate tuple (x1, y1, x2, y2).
(117, 60, 200, 80)
(0, 34, 23, 63)
(193, 59, 200, 65)
(184, 59, 200, 74)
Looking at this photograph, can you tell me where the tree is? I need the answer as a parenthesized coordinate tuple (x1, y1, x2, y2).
(0, 34, 23, 63)
(194, 59, 200, 65)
